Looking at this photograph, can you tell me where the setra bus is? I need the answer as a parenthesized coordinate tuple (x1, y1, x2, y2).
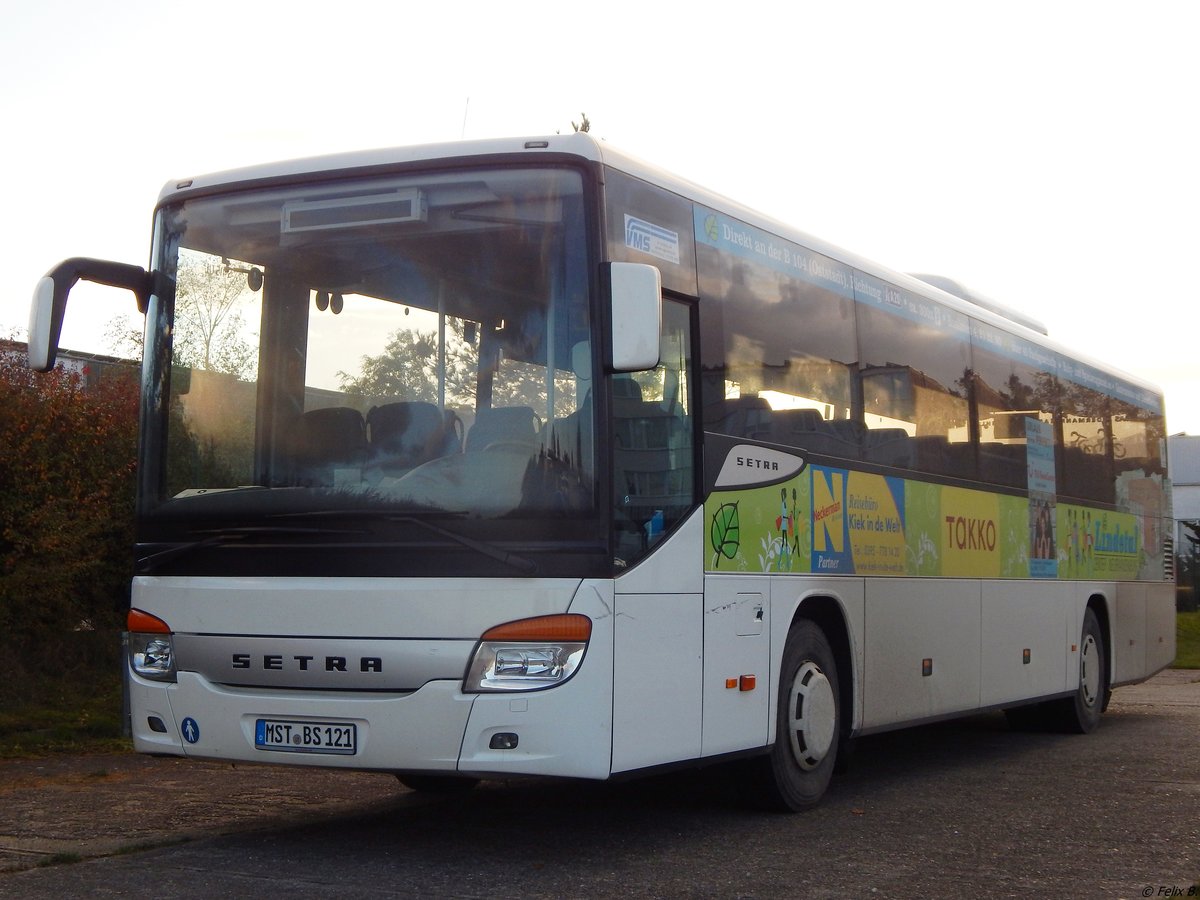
(28, 133, 1175, 810)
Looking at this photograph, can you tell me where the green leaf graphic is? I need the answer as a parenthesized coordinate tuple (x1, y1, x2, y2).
(710, 502, 741, 568)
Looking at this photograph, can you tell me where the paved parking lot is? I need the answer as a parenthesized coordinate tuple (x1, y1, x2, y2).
(1, 669, 1197, 897)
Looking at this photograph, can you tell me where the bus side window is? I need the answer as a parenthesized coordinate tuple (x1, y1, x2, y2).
(857, 300, 974, 481)
(697, 245, 855, 460)
(1058, 383, 1114, 504)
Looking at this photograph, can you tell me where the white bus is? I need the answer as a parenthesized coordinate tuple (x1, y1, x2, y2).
(29, 134, 1175, 809)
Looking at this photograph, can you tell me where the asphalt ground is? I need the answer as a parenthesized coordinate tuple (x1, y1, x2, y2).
(0, 669, 1197, 896)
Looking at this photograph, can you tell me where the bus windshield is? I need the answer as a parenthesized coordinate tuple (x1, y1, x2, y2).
(142, 167, 595, 532)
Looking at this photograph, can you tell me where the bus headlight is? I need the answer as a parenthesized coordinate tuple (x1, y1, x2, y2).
(464, 614, 591, 693)
(127, 608, 177, 683)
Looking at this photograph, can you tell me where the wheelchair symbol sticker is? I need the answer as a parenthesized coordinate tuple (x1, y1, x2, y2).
(181, 717, 200, 744)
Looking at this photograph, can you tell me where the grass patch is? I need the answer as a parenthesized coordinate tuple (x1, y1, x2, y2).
(0, 631, 131, 758)
(1175, 611, 1200, 669)
(0, 668, 130, 758)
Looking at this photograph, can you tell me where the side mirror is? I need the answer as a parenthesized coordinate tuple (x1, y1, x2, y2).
(607, 262, 661, 372)
(28, 276, 63, 372)
(27, 258, 157, 372)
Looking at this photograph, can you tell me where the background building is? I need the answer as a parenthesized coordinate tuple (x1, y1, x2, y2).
(1, 339, 137, 388)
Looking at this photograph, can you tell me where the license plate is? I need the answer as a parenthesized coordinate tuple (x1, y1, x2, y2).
(254, 718, 357, 755)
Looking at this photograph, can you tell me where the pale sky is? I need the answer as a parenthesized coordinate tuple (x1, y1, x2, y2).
(3, 1, 1197, 436)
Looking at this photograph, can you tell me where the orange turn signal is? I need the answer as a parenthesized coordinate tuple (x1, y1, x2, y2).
(127, 608, 171, 634)
(481, 614, 592, 643)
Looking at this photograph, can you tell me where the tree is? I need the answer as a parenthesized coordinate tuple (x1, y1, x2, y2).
(572, 112, 591, 134)
(103, 314, 144, 360)
(98, 253, 257, 375)
(1183, 521, 1200, 612)
(339, 328, 478, 407)
(338, 324, 577, 418)
(173, 252, 257, 379)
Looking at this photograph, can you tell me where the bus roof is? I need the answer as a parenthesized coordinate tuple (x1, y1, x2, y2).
(158, 133, 1163, 406)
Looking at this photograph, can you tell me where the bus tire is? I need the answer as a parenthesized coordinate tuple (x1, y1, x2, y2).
(753, 618, 840, 811)
(395, 773, 480, 794)
(1046, 607, 1107, 734)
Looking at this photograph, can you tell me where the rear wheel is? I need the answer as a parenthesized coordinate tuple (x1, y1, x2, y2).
(1044, 607, 1107, 734)
(751, 619, 840, 811)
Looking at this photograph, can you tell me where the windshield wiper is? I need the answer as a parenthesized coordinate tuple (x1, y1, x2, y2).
(136, 525, 362, 573)
(388, 516, 538, 576)
(269, 509, 539, 576)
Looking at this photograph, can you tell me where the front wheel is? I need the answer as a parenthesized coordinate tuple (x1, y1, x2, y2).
(751, 619, 840, 811)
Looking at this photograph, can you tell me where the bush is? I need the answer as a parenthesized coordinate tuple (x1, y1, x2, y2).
(1176, 611, 1200, 669)
(0, 351, 138, 702)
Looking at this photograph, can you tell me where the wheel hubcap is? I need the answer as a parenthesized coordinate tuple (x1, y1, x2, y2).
(1080, 633, 1100, 708)
(788, 661, 836, 770)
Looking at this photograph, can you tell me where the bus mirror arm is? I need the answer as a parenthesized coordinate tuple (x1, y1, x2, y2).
(28, 258, 163, 372)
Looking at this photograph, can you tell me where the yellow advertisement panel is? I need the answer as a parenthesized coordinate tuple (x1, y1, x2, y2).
(846, 471, 905, 575)
(938, 486, 1002, 578)
(1058, 505, 1140, 580)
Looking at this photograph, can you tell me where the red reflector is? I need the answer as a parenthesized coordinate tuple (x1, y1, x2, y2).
(739, 675, 756, 692)
(127, 608, 171, 633)
(481, 614, 591, 643)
